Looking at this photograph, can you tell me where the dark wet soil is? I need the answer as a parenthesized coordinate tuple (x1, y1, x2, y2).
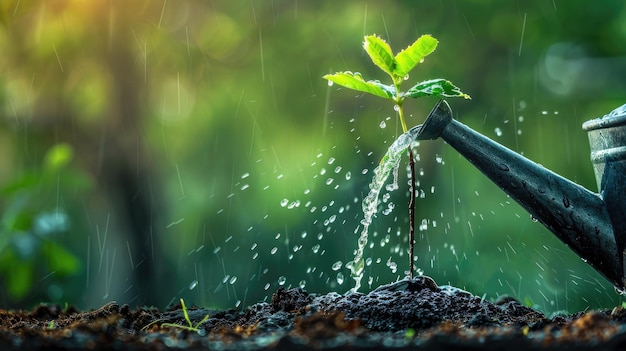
(2, 276, 626, 350)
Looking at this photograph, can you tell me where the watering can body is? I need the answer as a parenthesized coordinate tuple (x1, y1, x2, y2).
(415, 100, 626, 291)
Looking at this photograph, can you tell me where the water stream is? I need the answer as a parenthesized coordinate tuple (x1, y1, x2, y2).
(349, 125, 422, 291)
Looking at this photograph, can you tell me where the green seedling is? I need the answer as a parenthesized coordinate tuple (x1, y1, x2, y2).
(159, 298, 210, 333)
(404, 327, 416, 340)
(324, 34, 469, 278)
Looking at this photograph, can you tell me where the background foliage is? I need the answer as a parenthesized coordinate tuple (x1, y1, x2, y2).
(1, 0, 626, 313)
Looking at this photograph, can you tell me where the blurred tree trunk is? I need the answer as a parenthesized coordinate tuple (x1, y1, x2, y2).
(96, 24, 174, 308)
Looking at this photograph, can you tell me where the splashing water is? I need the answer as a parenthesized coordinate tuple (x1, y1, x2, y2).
(350, 125, 422, 292)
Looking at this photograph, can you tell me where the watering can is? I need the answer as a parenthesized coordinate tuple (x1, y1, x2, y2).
(414, 100, 626, 291)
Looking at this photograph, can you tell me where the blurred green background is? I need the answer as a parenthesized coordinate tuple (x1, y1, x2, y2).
(1, 0, 626, 314)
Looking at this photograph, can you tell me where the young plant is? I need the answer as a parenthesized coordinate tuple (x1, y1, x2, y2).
(324, 34, 469, 278)
(160, 298, 210, 333)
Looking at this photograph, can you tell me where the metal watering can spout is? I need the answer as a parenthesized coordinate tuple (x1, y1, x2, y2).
(415, 100, 626, 291)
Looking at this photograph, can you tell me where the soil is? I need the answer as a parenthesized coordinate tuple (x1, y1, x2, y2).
(1, 276, 625, 350)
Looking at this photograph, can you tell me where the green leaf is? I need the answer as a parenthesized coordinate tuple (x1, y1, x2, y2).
(394, 35, 438, 78)
(44, 143, 74, 171)
(368, 80, 397, 99)
(324, 71, 395, 99)
(44, 241, 80, 275)
(405, 79, 471, 99)
(363, 35, 396, 77)
(0, 173, 38, 196)
(6, 260, 33, 299)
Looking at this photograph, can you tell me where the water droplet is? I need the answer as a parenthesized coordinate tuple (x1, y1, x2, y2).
(278, 276, 286, 286)
(379, 121, 386, 128)
(336, 272, 344, 285)
(435, 155, 443, 163)
(326, 178, 334, 185)
(332, 261, 343, 271)
(328, 157, 335, 165)
(241, 184, 249, 190)
(345, 172, 352, 180)
(264, 283, 271, 291)
(270, 247, 278, 254)
(299, 280, 306, 289)
(419, 219, 428, 231)
(229, 276, 237, 284)
(387, 260, 398, 273)
(312, 244, 320, 253)
(530, 215, 539, 222)
(519, 100, 527, 109)
(393, 105, 400, 112)
(280, 199, 289, 207)
(495, 127, 503, 137)
(327, 80, 334, 86)
(241, 172, 250, 179)
(541, 110, 548, 115)
(188, 280, 198, 290)
(403, 74, 410, 81)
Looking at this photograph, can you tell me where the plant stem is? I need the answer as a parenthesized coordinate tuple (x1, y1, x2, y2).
(394, 93, 416, 280)
(396, 103, 408, 133)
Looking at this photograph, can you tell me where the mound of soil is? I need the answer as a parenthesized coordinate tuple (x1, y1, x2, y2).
(1, 276, 626, 350)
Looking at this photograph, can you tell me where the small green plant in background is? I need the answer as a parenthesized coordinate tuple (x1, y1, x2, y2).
(324, 34, 469, 278)
(0, 143, 84, 302)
